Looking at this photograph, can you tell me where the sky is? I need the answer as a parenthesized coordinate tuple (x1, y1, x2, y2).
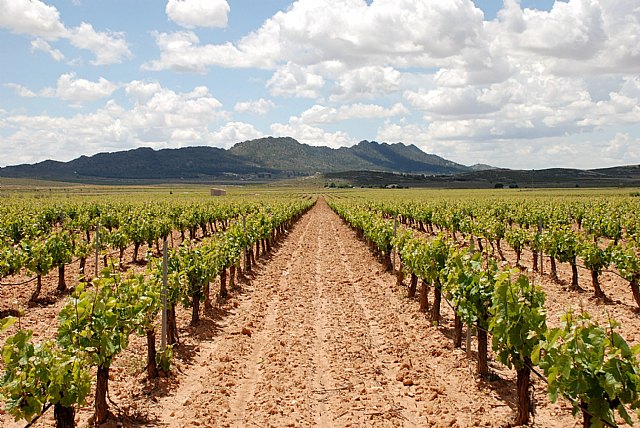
(1, 0, 639, 170)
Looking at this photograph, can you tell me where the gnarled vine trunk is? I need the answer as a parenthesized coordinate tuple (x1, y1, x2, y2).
(514, 359, 532, 426)
(191, 291, 201, 326)
(581, 400, 592, 428)
(496, 239, 506, 261)
(95, 365, 110, 424)
(591, 270, 606, 299)
(408, 273, 418, 298)
(167, 306, 179, 346)
(30, 275, 42, 303)
(54, 402, 75, 428)
(132, 242, 140, 263)
(203, 282, 212, 310)
(229, 265, 236, 290)
(220, 268, 228, 300)
(477, 321, 489, 376)
(57, 265, 66, 292)
(550, 256, 558, 280)
(431, 277, 442, 324)
(396, 266, 404, 288)
(570, 259, 581, 291)
(419, 279, 429, 312)
(147, 327, 158, 379)
(453, 313, 462, 348)
(630, 276, 640, 308)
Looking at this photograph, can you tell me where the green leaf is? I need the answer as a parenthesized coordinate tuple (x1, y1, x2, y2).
(0, 316, 17, 332)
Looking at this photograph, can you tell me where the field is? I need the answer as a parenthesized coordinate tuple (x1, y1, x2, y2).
(1, 183, 640, 427)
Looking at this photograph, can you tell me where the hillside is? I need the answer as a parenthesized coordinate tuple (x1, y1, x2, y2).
(0, 137, 470, 182)
(324, 166, 640, 188)
(0, 146, 274, 181)
(228, 137, 469, 175)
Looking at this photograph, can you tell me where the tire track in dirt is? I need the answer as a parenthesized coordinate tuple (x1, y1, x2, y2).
(228, 212, 317, 427)
(311, 228, 338, 427)
(231, 199, 340, 427)
(332, 229, 420, 426)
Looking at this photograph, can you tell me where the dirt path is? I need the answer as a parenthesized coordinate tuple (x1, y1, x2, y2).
(142, 199, 581, 428)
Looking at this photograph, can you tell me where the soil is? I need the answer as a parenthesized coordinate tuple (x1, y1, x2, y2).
(2, 198, 638, 427)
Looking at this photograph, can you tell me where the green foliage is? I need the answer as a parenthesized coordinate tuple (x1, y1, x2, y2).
(22, 238, 53, 277)
(176, 245, 211, 307)
(550, 227, 581, 264)
(505, 227, 527, 254)
(107, 229, 128, 253)
(611, 241, 640, 282)
(581, 240, 612, 275)
(47, 230, 73, 268)
(0, 244, 23, 278)
(156, 345, 173, 373)
(445, 249, 495, 329)
(57, 277, 133, 368)
(73, 236, 92, 260)
(534, 310, 640, 427)
(490, 272, 547, 370)
(0, 328, 91, 423)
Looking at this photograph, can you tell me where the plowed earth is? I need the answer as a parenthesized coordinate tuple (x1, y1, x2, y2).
(2, 198, 639, 427)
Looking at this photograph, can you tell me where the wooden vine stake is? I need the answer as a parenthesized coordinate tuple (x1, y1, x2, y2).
(161, 237, 168, 351)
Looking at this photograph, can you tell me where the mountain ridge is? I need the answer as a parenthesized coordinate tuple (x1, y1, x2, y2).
(0, 137, 471, 181)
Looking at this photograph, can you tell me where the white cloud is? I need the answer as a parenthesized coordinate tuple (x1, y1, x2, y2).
(263, 0, 484, 66)
(500, 0, 607, 60)
(0, 83, 233, 165)
(146, 0, 484, 73)
(331, 66, 402, 101)
(55, 73, 118, 103)
(209, 122, 264, 148)
(0, 0, 131, 65)
(133, 86, 227, 129)
(292, 102, 408, 125)
(267, 63, 325, 98)
(234, 98, 276, 115)
(404, 87, 497, 116)
(68, 22, 131, 65)
(602, 132, 640, 161)
(270, 122, 355, 148)
(30, 38, 64, 61)
(166, 0, 230, 29)
(5, 83, 38, 98)
(0, 0, 66, 39)
(375, 119, 640, 170)
(125, 80, 163, 104)
(142, 31, 276, 73)
(487, 0, 640, 75)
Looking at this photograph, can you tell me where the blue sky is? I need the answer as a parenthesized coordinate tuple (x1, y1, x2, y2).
(1, 0, 639, 169)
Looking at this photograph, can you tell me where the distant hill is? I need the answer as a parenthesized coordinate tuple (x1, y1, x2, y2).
(0, 146, 273, 181)
(0, 137, 470, 182)
(324, 165, 640, 188)
(469, 163, 497, 171)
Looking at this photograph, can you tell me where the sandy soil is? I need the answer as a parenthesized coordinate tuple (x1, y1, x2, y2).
(2, 199, 634, 427)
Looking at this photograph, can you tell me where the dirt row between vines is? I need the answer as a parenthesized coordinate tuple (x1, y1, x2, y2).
(2, 199, 584, 427)
(141, 199, 576, 428)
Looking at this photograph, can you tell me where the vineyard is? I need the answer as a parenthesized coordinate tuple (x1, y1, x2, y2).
(1, 186, 640, 427)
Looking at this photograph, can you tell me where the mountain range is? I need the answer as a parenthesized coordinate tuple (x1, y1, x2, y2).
(0, 137, 473, 181)
(1, 137, 638, 188)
